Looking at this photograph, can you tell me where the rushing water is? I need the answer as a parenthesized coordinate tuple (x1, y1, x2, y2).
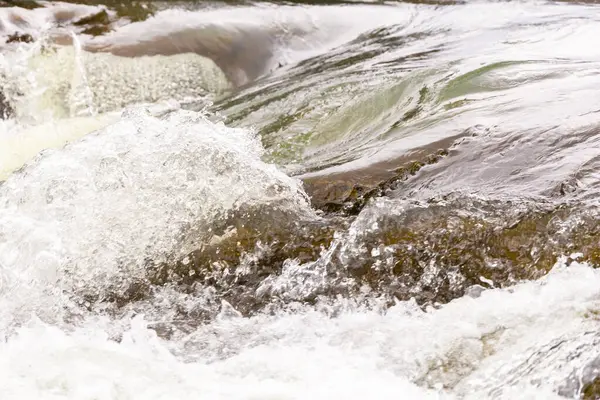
(1, 0, 600, 399)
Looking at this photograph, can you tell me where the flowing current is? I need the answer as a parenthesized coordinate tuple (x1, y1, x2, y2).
(1, 1, 600, 399)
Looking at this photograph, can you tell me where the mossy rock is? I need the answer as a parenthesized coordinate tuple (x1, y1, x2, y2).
(80, 194, 600, 323)
(583, 377, 600, 399)
(75, 202, 345, 319)
(329, 197, 600, 305)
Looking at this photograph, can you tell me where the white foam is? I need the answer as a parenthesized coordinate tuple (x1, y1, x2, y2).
(0, 106, 312, 329)
(0, 258, 597, 399)
(0, 43, 229, 180)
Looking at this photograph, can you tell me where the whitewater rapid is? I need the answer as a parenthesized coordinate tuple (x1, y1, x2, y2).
(1, 254, 598, 399)
(0, 103, 598, 399)
(1, 1, 600, 399)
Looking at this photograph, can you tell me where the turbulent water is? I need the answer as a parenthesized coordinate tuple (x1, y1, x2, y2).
(1, 0, 600, 399)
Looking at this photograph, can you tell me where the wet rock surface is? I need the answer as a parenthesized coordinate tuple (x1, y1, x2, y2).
(72, 202, 343, 326)
(584, 377, 600, 400)
(0, 89, 12, 119)
(560, 353, 600, 399)
(301, 148, 449, 215)
(0, 1, 41, 9)
(84, 188, 600, 333)
(6, 32, 33, 43)
(0, 1, 123, 48)
(71, 8, 112, 35)
(64, 0, 154, 22)
(331, 197, 576, 303)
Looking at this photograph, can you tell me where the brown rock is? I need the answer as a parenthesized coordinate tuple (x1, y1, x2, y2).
(0, 90, 12, 119)
(300, 145, 452, 215)
(6, 32, 33, 43)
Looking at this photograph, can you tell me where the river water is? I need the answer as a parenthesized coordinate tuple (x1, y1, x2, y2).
(1, 0, 600, 399)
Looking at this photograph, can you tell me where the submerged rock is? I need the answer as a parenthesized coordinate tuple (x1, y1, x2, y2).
(59, 0, 154, 23)
(560, 354, 600, 399)
(301, 148, 449, 214)
(0, 1, 41, 9)
(143, 205, 345, 317)
(89, 193, 600, 329)
(0, 107, 315, 326)
(72, 8, 112, 36)
(0, 1, 122, 49)
(326, 195, 600, 305)
(6, 32, 33, 44)
(0, 90, 12, 119)
(583, 377, 600, 400)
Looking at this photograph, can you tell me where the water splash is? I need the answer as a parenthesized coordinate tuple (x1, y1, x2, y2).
(0, 105, 314, 330)
(69, 32, 97, 118)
